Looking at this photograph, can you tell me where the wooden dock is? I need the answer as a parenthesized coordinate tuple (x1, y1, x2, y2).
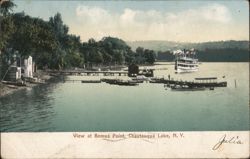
(63, 79, 101, 83)
(62, 76, 227, 88)
(48, 70, 128, 76)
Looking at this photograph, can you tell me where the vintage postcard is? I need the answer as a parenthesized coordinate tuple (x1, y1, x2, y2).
(0, 0, 249, 158)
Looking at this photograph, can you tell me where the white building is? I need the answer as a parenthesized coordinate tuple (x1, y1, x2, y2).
(24, 56, 33, 78)
(16, 67, 21, 79)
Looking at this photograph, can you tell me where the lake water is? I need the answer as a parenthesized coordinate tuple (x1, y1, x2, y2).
(0, 62, 249, 132)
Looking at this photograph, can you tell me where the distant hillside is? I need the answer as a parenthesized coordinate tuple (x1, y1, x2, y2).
(126, 40, 249, 51)
(127, 40, 249, 62)
(157, 48, 249, 62)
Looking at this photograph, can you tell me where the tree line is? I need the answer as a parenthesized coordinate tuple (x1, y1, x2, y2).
(127, 40, 249, 52)
(0, 0, 156, 77)
(157, 48, 249, 62)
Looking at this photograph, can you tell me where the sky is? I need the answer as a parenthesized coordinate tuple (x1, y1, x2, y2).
(13, 0, 249, 42)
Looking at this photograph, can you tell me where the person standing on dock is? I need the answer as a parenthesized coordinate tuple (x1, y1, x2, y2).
(168, 74, 170, 80)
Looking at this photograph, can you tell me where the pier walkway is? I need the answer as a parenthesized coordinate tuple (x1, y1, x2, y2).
(48, 70, 128, 76)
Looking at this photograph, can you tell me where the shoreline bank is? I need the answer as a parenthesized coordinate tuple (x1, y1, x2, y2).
(0, 70, 52, 97)
(0, 83, 25, 97)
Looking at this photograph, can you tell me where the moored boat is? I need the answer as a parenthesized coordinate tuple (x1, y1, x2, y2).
(100, 78, 138, 86)
(101, 78, 118, 84)
(149, 77, 165, 83)
(81, 80, 101, 83)
(117, 80, 139, 86)
(171, 85, 206, 91)
(163, 77, 227, 89)
(131, 79, 144, 83)
(174, 49, 199, 73)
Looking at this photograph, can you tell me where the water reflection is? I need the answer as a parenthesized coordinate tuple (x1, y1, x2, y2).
(0, 80, 60, 132)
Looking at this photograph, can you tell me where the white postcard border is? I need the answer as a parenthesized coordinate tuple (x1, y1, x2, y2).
(1, 131, 249, 158)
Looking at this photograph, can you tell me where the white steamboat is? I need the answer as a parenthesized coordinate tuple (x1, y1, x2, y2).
(174, 49, 198, 73)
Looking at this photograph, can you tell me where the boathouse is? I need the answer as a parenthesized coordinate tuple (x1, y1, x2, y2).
(128, 64, 139, 77)
(4, 54, 22, 81)
(3, 55, 35, 81)
(6, 66, 22, 81)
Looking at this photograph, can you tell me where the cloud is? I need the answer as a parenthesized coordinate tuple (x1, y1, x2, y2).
(72, 3, 248, 42)
(76, 5, 112, 24)
(200, 4, 231, 23)
(120, 8, 136, 24)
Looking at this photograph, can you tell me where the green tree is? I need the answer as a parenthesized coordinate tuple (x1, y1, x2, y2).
(124, 51, 135, 64)
(99, 37, 133, 65)
(0, 0, 16, 50)
(5, 12, 59, 69)
(65, 52, 84, 68)
(113, 50, 125, 64)
(136, 47, 144, 55)
(0, 0, 16, 16)
(48, 13, 70, 69)
(49, 13, 68, 38)
(64, 35, 84, 68)
(144, 49, 156, 64)
(0, 15, 15, 50)
(102, 52, 112, 65)
(88, 38, 96, 46)
(89, 49, 103, 64)
(135, 47, 145, 64)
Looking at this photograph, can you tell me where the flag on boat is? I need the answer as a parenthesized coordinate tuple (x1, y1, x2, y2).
(173, 50, 183, 55)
